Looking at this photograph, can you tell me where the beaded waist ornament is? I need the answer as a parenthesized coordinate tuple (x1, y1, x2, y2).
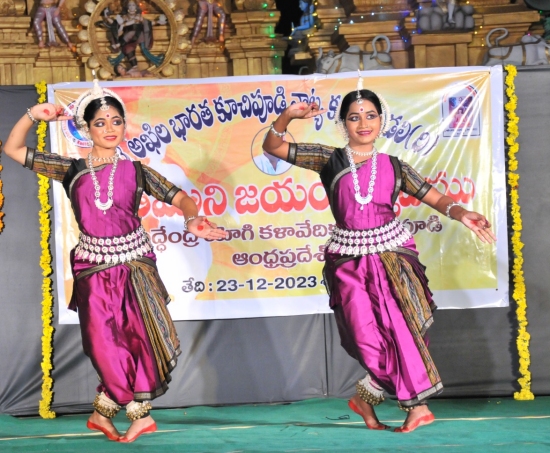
(75, 226, 153, 264)
(326, 219, 412, 256)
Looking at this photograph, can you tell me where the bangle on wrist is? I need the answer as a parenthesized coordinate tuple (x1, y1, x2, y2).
(269, 121, 286, 138)
(26, 107, 38, 124)
(184, 215, 197, 231)
(445, 202, 462, 220)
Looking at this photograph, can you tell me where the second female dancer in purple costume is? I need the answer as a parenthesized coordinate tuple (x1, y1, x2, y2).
(262, 77, 496, 433)
(3, 79, 227, 442)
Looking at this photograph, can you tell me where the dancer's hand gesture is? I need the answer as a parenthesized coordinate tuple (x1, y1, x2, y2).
(460, 211, 497, 244)
(285, 102, 325, 120)
(187, 217, 229, 240)
(28, 103, 73, 122)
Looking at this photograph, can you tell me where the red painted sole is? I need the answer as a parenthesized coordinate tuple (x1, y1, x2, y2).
(394, 413, 435, 433)
(118, 422, 158, 443)
(86, 420, 120, 441)
(348, 400, 391, 430)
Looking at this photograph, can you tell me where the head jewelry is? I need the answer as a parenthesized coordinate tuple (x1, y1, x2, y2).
(73, 70, 127, 140)
(335, 71, 391, 141)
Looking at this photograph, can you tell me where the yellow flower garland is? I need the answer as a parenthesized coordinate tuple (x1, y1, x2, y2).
(0, 139, 4, 233)
(35, 81, 56, 418)
(504, 65, 534, 401)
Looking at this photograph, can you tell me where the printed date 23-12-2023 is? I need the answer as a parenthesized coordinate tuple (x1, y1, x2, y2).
(181, 276, 324, 293)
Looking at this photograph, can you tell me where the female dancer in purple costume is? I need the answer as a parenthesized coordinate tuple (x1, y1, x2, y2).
(3, 80, 227, 442)
(262, 83, 496, 433)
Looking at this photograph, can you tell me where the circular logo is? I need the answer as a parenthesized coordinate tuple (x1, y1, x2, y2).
(61, 102, 92, 148)
(250, 126, 293, 176)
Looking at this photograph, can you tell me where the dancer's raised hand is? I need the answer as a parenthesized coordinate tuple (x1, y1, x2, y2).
(27, 103, 73, 122)
(285, 101, 325, 120)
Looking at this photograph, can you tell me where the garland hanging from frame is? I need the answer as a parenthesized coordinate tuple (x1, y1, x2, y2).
(504, 65, 534, 401)
(0, 139, 4, 233)
(35, 81, 56, 418)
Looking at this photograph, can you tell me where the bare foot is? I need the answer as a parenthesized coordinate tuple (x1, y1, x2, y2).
(348, 394, 390, 430)
(394, 405, 435, 433)
(38, 41, 46, 48)
(87, 410, 121, 441)
(119, 415, 157, 443)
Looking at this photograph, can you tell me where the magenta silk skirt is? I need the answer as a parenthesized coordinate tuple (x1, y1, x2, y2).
(70, 252, 180, 405)
(327, 251, 443, 406)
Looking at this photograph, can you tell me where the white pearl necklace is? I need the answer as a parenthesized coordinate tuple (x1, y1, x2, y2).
(344, 145, 377, 210)
(88, 152, 119, 214)
(346, 144, 374, 157)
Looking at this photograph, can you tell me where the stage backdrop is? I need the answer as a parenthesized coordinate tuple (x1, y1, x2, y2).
(48, 66, 508, 324)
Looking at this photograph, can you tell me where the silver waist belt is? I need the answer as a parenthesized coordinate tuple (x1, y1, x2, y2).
(326, 219, 412, 256)
(75, 225, 153, 264)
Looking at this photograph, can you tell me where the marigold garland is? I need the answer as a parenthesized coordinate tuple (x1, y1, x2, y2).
(35, 80, 56, 418)
(504, 65, 534, 401)
(0, 139, 4, 233)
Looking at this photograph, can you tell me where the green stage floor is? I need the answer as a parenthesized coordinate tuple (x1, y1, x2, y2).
(1, 397, 549, 452)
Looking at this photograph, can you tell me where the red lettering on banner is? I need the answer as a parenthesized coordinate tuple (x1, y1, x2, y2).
(394, 172, 476, 216)
(203, 184, 228, 216)
(235, 185, 260, 214)
(427, 171, 476, 203)
(138, 195, 151, 218)
(260, 178, 308, 213)
(190, 189, 202, 212)
(308, 181, 329, 211)
(141, 180, 329, 219)
(235, 178, 328, 215)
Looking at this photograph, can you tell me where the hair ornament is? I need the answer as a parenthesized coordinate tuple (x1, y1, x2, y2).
(356, 69, 364, 104)
(73, 70, 127, 139)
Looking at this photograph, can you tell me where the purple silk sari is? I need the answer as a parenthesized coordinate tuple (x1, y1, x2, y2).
(68, 161, 177, 405)
(325, 153, 442, 406)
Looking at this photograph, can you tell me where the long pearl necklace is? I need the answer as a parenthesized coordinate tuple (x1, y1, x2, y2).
(344, 145, 377, 210)
(88, 152, 119, 214)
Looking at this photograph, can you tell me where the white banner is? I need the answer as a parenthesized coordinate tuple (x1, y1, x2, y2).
(48, 66, 508, 323)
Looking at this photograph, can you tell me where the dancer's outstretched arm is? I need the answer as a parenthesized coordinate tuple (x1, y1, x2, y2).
(262, 101, 324, 159)
(4, 103, 71, 165)
(421, 187, 496, 244)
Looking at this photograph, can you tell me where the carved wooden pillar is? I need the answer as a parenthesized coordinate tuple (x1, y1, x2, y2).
(304, 0, 346, 70)
(35, 46, 84, 83)
(185, 43, 231, 78)
(225, 10, 286, 75)
(411, 32, 472, 67)
(336, 16, 412, 69)
(0, 17, 35, 84)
